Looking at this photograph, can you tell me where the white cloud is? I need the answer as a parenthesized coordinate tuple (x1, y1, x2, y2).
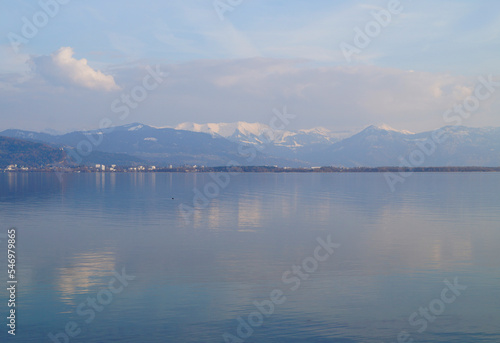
(32, 47, 120, 91)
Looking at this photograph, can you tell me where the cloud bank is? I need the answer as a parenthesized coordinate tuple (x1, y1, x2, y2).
(31, 47, 119, 91)
(1, 53, 498, 133)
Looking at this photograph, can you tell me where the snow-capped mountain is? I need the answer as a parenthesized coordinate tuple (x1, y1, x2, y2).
(0, 123, 301, 167)
(175, 122, 265, 138)
(2, 123, 500, 167)
(174, 121, 351, 148)
(369, 124, 414, 135)
(303, 125, 500, 167)
(175, 122, 273, 146)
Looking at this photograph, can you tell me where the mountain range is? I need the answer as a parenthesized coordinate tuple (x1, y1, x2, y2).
(174, 121, 351, 147)
(1, 122, 500, 167)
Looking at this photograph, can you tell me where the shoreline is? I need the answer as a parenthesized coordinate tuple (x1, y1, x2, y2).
(3, 166, 500, 174)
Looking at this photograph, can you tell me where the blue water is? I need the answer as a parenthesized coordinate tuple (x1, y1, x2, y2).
(0, 172, 499, 342)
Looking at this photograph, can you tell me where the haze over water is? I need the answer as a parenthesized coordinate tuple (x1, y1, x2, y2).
(0, 172, 499, 342)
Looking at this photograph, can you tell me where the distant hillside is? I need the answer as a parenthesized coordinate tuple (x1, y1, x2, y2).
(303, 125, 500, 167)
(0, 136, 66, 168)
(63, 148, 147, 166)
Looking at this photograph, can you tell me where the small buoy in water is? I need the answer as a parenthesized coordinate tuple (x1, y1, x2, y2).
(172, 198, 174, 200)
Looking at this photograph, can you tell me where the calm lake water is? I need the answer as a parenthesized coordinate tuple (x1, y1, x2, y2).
(0, 172, 499, 342)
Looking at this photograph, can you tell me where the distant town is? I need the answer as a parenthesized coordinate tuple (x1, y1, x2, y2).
(3, 164, 500, 174)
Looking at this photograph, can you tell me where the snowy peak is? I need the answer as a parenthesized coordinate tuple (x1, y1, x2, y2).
(175, 121, 344, 148)
(176, 122, 271, 138)
(364, 124, 414, 135)
(298, 127, 332, 136)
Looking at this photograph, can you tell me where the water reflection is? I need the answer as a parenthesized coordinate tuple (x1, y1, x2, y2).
(0, 172, 499, 342)
(56, 252, 116, 306)
(237, 196, 262, 229)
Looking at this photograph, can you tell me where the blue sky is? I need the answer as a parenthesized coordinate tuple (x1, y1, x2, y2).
(1, 0, 499, 132)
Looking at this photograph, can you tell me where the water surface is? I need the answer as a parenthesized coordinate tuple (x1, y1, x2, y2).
(0, 172, 499, 342)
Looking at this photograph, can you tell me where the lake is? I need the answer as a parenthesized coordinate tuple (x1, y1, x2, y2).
(0, 172, 499, 342)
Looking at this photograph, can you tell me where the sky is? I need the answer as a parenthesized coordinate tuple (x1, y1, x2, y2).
(0, 0, 499, 133)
